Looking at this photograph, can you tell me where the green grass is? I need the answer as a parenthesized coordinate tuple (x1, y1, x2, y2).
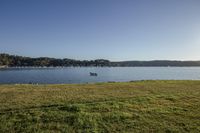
(0, 80, 200, 132)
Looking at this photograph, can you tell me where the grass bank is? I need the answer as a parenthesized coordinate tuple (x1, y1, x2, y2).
(0, 80, 200, 132)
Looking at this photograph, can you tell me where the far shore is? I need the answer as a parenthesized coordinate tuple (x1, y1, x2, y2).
(1, 66, 200, 69)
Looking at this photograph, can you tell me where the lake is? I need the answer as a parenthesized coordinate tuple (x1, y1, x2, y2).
(0, 67, 200, 84)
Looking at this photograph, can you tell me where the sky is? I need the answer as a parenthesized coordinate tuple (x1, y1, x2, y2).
(0, 0, 200, 61)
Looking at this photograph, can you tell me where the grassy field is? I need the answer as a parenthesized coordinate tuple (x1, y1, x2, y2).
(0, 80, 200, 133)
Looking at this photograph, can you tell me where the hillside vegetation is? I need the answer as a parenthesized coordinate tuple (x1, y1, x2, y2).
(0, 81, 200, 132)
(1, 53, 200, 67)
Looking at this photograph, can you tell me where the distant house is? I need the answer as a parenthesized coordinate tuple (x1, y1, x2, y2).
(0, 65, 8, 68)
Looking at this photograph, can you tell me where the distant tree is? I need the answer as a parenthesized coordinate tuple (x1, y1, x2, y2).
(1, 53, 200, 67)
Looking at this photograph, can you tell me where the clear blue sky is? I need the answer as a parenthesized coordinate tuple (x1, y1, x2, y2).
(0, 0, 200, 61)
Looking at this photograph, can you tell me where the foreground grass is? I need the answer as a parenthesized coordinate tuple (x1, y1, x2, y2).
(0, 80, 200, 133)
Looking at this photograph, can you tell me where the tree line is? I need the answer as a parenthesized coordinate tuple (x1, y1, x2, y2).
(112, 60, 200, 67)
(0, 53, 110, 67)
(1, 53, 200, 67)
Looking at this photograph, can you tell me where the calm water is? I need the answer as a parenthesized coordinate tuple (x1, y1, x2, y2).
(0, 67, 200, 84)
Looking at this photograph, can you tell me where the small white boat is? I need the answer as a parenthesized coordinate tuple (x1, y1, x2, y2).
(90, 72, 98, 76)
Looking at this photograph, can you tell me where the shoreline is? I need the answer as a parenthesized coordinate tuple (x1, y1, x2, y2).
(1, 66, 200, 69)
(0, 80, 199, 85)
